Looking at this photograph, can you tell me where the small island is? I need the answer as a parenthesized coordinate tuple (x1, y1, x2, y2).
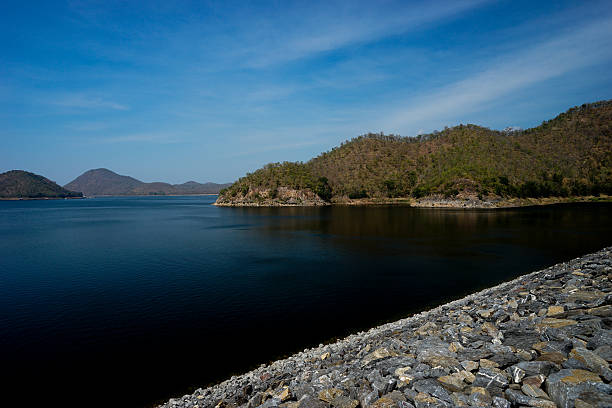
(0, 170, 83, 200)
(215, 101, 612, 208)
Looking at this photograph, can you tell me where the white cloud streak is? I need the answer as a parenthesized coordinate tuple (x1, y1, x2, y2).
(51, 94, 129, 111)
(65, 121, 111, 132)
(225, 140, 323, 158)
(97, 133, 181, 144)
(386, 17, 612, 132)
(215, 0, 491, 68)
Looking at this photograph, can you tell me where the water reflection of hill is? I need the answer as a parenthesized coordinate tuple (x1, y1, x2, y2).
(231, 203, 611, 261)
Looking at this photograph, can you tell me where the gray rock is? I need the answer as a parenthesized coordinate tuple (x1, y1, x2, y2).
(511, 361, 558, 376)
(360, 390, 379, 407)
(468, 389, 492, 407)
(534, 340, 573, 355)
(450, 391, 470, 406)
(293, 385, 317, 400)
(295, 394, 327, 408)
(429, 367, 447, 378)
(521, 383, 550, 400)
(258, 397, 281, 408)
(586, 329, 612, 350)
(502, 329, 540, 349)
(386, 378, 398, 394)
(330, 395, 359, 408)
(507, 365, 525, 383)
(386, 390, 407, 403)
(569, 347, 612, 381)
(412, 393, 448, 408)
(489, 351, 519, 368)
(504, 388, 531, 405)
(372, 380, 387, 397)
(562, 357, 589, 370)
(461, 360, 479, 372)
(457, 348, 493, 362)
(403, 388, 418, 402)
(367, 368, 384, 383)
(491, 396, 511, 408)
(545, 369, 612, 408)
(574, 391, 612, 408)
(417, 347, 459, 370)
(540, 327, 572, 342)
(593, 345, 612, 362)
(472, 368, 509, 390)
(412, 379, 452, 403)
(248, 392, 264, 407)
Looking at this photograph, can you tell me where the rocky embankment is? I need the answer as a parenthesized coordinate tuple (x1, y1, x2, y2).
(160, 248, 612, 408)
(216, 191, 611, 208)
(215, 187, 329, 207)
(409, 196, 612, 209)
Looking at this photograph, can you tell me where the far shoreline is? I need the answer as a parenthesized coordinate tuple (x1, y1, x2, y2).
(0, 194, 219, 201)
(83, 193, 220, 198)
(214, 194, 612, 209)
(0, 196, 85, 201)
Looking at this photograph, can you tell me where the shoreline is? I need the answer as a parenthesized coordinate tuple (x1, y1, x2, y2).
(159, 247, 612, 408)
(83, 193, 220, 198)
(214, 194, 612, 209)
(0, 194, 220, 200)
(0, 196, 84, 201)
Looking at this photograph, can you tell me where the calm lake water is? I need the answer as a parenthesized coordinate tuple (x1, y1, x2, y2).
(1, 196, 611, 407)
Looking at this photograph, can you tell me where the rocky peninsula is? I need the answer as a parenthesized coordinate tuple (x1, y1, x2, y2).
(159, 248, 611, 408)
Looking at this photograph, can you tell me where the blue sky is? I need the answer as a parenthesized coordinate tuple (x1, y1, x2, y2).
(2, 0, 612, 185)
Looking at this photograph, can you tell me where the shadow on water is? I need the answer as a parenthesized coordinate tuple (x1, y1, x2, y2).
(0, 198, 610, 407)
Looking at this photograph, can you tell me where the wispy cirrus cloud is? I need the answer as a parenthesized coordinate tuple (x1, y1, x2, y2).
(386, 16, 612, 132)
(51, 94, 129, 111)
(242, 85, 301, 103)
(97, 133, 181, 144)
(225, 140, 323, 158)
(61, 0, 489, 71)
(227, 0, 491, 68)
(65, 121, 111, 132)
(224, 120, 366, 159)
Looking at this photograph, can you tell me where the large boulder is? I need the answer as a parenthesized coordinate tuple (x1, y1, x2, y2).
(545, 369, 612, 408)
(569, 347, 612, 381)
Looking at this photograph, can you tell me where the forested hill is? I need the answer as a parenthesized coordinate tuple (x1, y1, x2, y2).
(65, 168, 231, 196)
(0, 170, 83, 199)
(216, 100, 612, 206)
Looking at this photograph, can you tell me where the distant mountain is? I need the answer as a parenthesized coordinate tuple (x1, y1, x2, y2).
(0, 170, 83, 199)
(65, 168, 141, 196)
(65, 168, 231, 196)
(216, 100, 612, 206)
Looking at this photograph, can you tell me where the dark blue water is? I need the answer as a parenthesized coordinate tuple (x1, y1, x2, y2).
(1, 196, 610, 407)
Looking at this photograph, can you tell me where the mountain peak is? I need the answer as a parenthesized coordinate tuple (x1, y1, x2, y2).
(65, 169, 143, 196)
